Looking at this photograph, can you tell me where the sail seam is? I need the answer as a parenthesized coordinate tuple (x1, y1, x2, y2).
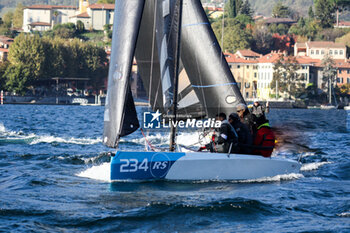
(191, 82, 237, 88)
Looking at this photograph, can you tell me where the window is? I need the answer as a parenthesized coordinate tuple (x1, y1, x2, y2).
(330, 50, 333, 55)
(321, 50, 325, 55)
(340, 50, 344, 55)
(347, 78, 350, 84)
(335, 50, 338, 55)
(311, 50, 314, 55)
(337, 78, 340, 83)
(348, 70, 350, 74)
(237, 65, 240, 69)
(339, 69, 342, 74)
(254, 73, 257, 78)
(247, 65, 249, 69)
(316, 50, 319, 55)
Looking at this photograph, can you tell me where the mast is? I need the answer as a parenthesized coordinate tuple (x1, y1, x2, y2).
(169, 0, 183, 152)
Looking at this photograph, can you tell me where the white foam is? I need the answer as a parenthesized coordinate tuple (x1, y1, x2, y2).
(337, 212, 350, 217)
(76, 162, 111, 182)
(241, 173, 304, 183)
(300, 162, 332, 171)
(30, 135, 101, 145)
(0, 123, 5, 133)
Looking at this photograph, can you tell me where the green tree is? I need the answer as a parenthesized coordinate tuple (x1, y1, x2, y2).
(226, 0, 243, 18)
(2, 11, 13, 28)
(52, 23, 76, 38)
(13, 3, 24, 28)
(0, 62, 8, 90)
(272, 2, 291, 18)
(239, 0, 253, 17)
(315, 0, 335, 28)
(271, 55, 304, 99)
(308, 6, 315, 19)
(4, 64, 31, 95)
(8, 34, 46, 81)
(76, 20, 85, 33)
(212, 18, 252, 52)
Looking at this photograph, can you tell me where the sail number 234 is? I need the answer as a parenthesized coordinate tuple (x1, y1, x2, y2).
(119, 158, 168, 172)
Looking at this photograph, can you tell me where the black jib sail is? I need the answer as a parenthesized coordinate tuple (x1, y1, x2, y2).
(103, 0, 144, 148)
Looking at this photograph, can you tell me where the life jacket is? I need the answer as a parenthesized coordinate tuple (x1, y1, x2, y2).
(253, 122, 275, 157)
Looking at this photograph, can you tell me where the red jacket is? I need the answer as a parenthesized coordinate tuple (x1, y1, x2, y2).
(253, 123, 275, 157)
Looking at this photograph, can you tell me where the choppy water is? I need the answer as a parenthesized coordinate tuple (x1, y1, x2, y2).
(0, 105, 349, 232)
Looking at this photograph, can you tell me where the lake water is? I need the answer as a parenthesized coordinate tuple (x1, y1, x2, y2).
(0, 105, 349, 232)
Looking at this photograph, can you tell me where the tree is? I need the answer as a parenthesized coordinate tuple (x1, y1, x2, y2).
(308, 6, 315, 19)
(2, 11, 13, 28)
(315, 0, 336, 28)
(4, 64, 31, 95)
(240, 0, 253, 17)
(271, 55, 304, 99)
(76, 20, 85, 33)
(8, 34, 46, 81)
(212, 18, 253, 52)
(52, 23, 76, 38)
(13, 3, 24, 28)
(226, 0, 243, 18)
(272, 2, 291, 18)
(321, 54, 337, 103)
(252, 22, 273, 54)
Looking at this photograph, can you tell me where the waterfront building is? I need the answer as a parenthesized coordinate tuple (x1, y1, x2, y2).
(334, 60, 350, 87)
(294, 41, 346, 60)
(225, 51, 259, 99)
(22, 0, 115, 32)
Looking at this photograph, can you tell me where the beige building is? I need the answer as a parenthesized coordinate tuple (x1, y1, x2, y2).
(23, 0, 115, 32)
(294, 41, 346, 60)
(225, 50, 260, 99)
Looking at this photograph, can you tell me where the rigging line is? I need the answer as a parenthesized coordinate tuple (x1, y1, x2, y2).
(221, 1, 225, 66)
(140, 128, 156, 151)
(148, 0, 158, 106)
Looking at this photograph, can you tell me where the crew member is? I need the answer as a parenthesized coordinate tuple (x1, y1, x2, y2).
(236, 103, 255, 134)
(253, 116, 275, 157)
(229, 113, 253, 154)
(199, 113, 237, 153)
(251, 99, 269, 119)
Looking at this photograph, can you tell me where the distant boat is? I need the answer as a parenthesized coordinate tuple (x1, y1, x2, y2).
(307, 106, 321, 109)
(344, 106, 350, 111)
(103, 0, 301, 182)
(320, 104, 338, 110)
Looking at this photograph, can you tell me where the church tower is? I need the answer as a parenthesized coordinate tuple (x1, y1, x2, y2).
(79, 0, 89, 13)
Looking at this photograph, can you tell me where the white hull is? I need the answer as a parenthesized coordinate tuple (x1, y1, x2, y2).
(111, 151, 301, 181)
(344, 106, 350, 111)
(166, 152, 300, 180)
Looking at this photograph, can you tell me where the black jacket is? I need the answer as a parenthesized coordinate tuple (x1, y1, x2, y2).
(231, 121, 253, 154)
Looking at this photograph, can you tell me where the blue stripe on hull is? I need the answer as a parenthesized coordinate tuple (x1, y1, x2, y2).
(111, 151, 185, 180)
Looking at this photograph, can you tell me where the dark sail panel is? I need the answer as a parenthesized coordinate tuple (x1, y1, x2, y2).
(181, 0, 245, 117)
(103, 0, 145, 148)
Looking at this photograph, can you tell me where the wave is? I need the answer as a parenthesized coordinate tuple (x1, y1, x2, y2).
(300, 162, 332, 171)
(0, 123, 101, 145)
(76, 162, 111, 182)
(337, 212, 350, 217)
(29, 135, 101, 145)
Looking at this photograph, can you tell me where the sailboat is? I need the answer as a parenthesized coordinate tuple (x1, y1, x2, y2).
(103, 0, 301, 181)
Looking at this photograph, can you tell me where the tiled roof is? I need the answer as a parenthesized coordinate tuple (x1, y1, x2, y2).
(0, 36, 14, 43)
(225, 53, 258, 64)
(0, 48, 9, 52)
(88, 3, 115, 10)
(236, 49, 261, 57)
(29, 22, 51, 26)
(294, 56, 320, 64)
(72, 12, 91, 18)
(26, 5, 77, 10)
(334, 59, 350, 68)
(336, 21, 350, 27)
(306, 41, 345, 48)
(258, 52, 283, 63)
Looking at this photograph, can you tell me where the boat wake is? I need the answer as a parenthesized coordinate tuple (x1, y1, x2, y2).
(77, 162, 111, 182)
(300, 162, 332, 171)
